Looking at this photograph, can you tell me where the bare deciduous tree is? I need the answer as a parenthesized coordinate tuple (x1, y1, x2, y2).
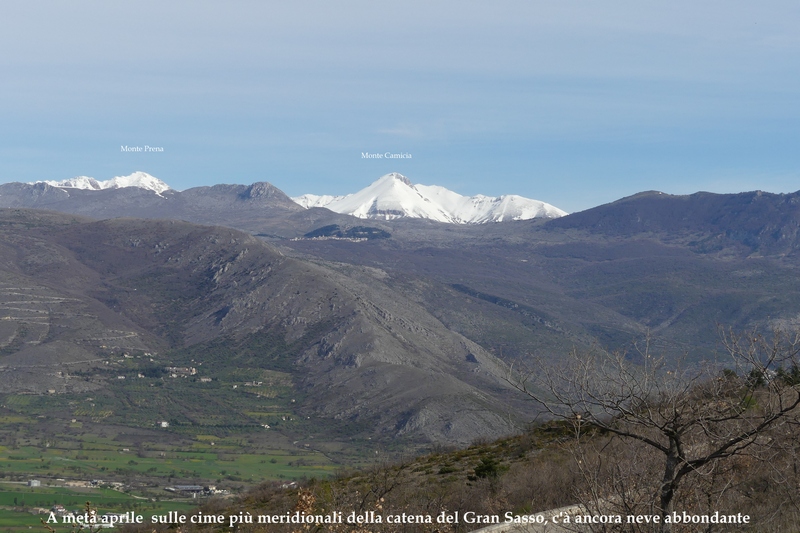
(509, 329, 800, 532)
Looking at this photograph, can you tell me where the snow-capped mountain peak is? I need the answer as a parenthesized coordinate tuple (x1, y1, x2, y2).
(292, 173, 567, 224)
(38, 171, 172, 195)
(103, 171, 171, 194)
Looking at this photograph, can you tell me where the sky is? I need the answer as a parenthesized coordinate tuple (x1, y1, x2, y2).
(1, 1, 798, 213)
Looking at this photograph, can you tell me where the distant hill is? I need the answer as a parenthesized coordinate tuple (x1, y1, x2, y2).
(548, 189, 800, 256)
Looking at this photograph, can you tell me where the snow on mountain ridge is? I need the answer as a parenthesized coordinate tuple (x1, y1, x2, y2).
(292, 173, 567, 224)
(38, 171, 171, 195)
(293, 194, 345, 209)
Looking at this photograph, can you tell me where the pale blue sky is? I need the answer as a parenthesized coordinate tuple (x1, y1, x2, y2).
(1, 1, 798, 213)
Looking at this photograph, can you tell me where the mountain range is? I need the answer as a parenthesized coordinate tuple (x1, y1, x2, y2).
(39, 171, 172, 195)
(15, 171, 566, 226)
(2, 171, 800, 448)
(293, 172, 567, 223)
